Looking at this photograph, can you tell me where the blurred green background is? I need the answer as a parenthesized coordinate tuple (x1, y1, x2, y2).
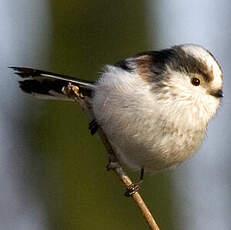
(31, 1, 174, 229)
(4, 1, 230, 230)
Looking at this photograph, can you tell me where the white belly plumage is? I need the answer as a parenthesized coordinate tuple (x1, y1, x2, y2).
(93, 66, 213, 172)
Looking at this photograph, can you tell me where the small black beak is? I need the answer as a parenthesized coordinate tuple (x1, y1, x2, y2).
(210, 89, 223, 98)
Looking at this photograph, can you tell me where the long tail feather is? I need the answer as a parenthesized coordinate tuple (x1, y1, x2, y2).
(10, 67, 95, 101)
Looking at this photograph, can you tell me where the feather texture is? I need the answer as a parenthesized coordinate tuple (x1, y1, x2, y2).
(11, 67, 95, 100)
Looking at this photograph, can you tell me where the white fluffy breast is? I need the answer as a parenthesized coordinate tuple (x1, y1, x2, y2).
(92, 66, 215, 172)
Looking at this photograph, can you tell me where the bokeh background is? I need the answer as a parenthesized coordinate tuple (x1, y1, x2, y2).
(1, 1, 231, 229)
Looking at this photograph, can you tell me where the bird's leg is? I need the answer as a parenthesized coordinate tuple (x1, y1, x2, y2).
(140, 167, 144, 182)
(88, 119, 99, 135)
(85, 99, 145, 197)
(124, 168, 144, 197)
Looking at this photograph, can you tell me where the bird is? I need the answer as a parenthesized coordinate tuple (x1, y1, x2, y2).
(11, 44, 223, 177)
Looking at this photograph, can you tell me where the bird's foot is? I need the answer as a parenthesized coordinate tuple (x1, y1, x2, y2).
(89, 119, 99, 135)
(124, 183, 141, 197)
(124, 168, 144, 196)
(62, 83, 84, 100)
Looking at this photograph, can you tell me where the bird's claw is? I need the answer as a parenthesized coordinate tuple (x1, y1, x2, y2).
(124, 183, 140, 197)
(62, 83, 84, 100)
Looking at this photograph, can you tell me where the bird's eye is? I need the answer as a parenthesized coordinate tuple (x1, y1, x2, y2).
(191, 77, 200, 86)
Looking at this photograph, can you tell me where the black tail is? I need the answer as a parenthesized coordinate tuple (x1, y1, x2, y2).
(10, 67, 95, 101)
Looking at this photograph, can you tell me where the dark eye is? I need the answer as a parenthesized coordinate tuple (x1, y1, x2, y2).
(191, 77, 200, 86)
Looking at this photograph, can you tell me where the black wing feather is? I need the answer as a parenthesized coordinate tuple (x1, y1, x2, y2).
(10, 67, 95, 99)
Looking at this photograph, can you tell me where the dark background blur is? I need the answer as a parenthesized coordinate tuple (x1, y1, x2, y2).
(1, 1, 231, 229)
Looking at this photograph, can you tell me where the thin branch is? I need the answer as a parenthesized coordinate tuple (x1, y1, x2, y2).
(63, 84, 160, 230)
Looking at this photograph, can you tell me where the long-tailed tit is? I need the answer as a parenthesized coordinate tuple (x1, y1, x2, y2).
(11, 44, 223, 175)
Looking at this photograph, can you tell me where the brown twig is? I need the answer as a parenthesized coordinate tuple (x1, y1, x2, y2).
(63, 83, 160, 230)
